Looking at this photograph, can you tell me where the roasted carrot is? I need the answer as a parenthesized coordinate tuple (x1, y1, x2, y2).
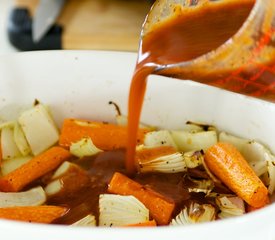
(0, 146, 71, 192)
(0, 206, 68, 223)
(108, 172, 175, 225)
(204, 142, 269, 208)
(125, 220, 157, 227)
(246, 197, 270, 212)
(246, 205, 260, 213)
(59, 119, 149, 150)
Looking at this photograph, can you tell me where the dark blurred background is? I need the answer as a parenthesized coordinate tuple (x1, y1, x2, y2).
(1, 0, 154, 53)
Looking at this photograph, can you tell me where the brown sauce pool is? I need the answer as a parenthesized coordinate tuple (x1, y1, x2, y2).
(47, 150, 230, 224)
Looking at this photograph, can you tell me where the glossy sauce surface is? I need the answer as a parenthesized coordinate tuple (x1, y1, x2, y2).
(49, 150, 229, 224)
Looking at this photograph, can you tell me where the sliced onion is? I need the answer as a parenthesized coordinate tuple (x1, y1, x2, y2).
(99, 194, 149, 227)
(0, 186, 46, 207)
(51, 161, 72, 180)
(45, 161, 90, 197)
(171, 203, 215, 225)
(144, 130, 178, 149)
(70, 137, 102, 158)
(1, 155, 32, 176)
(267, 157, 275, 194)
(182, 122, 203, 132)
(219, 132, 247, 152)
(216, 196, 245, 219)
(183, 150, 204, 168)
(0, 121, 15, 130)
(115, 115, 128, 126)
(71, 214, 96, 227)
(171, 130, 217, 152)
(1, 126, 22, 160)
(13, 122, 31, 156)
(18, 104, 59, 155)
(136, 146, 186, 173)
(188, 179, 214, 194)
(44, 179, 63, 197)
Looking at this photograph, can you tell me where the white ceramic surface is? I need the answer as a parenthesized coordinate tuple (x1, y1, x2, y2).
(0, 51, 274, 240)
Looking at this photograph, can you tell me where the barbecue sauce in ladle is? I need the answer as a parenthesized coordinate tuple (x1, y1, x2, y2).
(127, 0, 259, 174)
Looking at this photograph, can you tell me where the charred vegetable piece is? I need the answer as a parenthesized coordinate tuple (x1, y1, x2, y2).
(216, 196, 245, 219)
(183, 150, 204, 168)
(171, 203, 216, 225)
(188, 179, 214, 194)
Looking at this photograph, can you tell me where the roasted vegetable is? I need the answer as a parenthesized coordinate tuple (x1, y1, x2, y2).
(1, 126, 21, 160)
(71, 214, 96, 227)
(171, 203, 215, 225)
(216, 196, 245, 219)
(70, 137, 102, 158)
(0, 186, 46, 207)
(18, 104, 59, 155)
(136, 145, 186, 173)
(144, 130, 178, 149)
(171, 130, 217, 152)
(220, 132, 275, 194)
(99, 194, 149, 227)
(183, 150, 204, 168)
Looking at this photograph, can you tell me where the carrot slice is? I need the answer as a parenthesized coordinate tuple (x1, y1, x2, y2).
(246, 196, 270, 212)
(246, 205, 260, 213)
(0, 206, 68, 223)
(205, 142, 269, 208)
(0, 146, 71, 192)
(108, 172, 175, 225)
(59, 119, 149, 150)
(125, 220, 157, 227)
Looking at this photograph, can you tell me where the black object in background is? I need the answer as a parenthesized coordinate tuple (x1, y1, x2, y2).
(7, 8, 62, 51)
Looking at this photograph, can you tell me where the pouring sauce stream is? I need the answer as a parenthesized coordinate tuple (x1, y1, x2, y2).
(126, 0, 273, 173)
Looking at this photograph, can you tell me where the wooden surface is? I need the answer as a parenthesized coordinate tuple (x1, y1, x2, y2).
(16, 0, 151, 51)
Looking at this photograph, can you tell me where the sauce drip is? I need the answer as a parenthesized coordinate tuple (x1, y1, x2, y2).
(127, 0, 275, 172)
